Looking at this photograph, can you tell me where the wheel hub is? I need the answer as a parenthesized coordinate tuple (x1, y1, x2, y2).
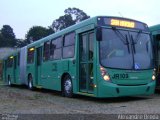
(64, 79, 71, 93)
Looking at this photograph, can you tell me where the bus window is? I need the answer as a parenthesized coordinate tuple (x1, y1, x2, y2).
(80, 34, 87, 61)
(7, 57, 13, 68)
(64, 32, 75, 46)
(43, 41, 50, 61)
(50, 37, 62, 60)
(63, 32, 75, 58)
(27, 48, 35, 64)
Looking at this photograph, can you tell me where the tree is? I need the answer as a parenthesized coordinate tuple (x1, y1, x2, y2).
(64, 7, 90, 23)
(52, 14, 75, 32)
(0, 33, 4, 47)
(52, 7, 90, 32)
(26, 26, 54, 43)
(0, 25, 17, 47)
(16, 39, 27, 47)
(1, 25, 15, 39)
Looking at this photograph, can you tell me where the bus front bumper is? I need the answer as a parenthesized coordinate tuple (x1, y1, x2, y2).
(97, 81, 155, 98)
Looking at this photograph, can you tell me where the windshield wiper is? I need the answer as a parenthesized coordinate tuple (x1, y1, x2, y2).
(112, 27, 126, 44)
(130, 30, 142, 53)
(130, 35, 136, 69)
(134, 30, 142, 44)
(125, 35, 130, 53)
(112, 27, 130, 53)
(130, 35, 136, 53)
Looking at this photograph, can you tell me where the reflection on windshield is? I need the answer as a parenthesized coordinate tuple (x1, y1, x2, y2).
(130, 32, 153, 69)
(100, 28, 153, 70)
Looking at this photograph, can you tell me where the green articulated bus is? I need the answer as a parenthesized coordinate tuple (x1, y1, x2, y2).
(3, 16, 155, 98)
(150, 24, 160, 89)
(3, 50, 20, 85)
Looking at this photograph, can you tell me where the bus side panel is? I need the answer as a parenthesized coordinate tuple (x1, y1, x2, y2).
(40, 61, 61, 91)
(51, 60, 62, 91)
(7, 67, 14, 84)
(68, 59, 76, 92)
(41, 61, 53, 89)
(61, 59, 76, 92)
(27, 64, 35, 86)
(2, 61, 6, 83)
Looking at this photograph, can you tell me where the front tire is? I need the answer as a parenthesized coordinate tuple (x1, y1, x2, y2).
(63, 75, 73, 97)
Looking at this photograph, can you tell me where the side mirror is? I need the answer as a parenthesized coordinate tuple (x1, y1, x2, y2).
(96, 27, 102, 41)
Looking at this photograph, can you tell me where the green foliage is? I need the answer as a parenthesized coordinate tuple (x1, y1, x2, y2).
(52, 7, 90, 32)
(16, 39, 27, 47)
(52, 14, 75, 32)
(64, 7, 90, 23)
(0, 25, 17, 47)
(1, 25, 15, 39)
(26, 26, 54, 43)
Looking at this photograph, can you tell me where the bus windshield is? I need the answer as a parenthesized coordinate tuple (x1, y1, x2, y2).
(100, 28, 153, 70)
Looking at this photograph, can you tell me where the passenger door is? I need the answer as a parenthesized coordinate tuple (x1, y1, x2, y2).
(79, 31, 94, 93)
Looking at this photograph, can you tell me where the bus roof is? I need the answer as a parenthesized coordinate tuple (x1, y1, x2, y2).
(149, 24, 160, 35)
(26, 16, 148, 49)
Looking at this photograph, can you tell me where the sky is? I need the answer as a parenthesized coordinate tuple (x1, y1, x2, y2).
(0, 0, 159, 39)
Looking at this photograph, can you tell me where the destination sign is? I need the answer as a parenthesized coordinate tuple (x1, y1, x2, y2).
(97, 17, 148, 30)
(110, 19, 135, 28)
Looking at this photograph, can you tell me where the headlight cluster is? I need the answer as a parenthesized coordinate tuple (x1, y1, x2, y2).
(100, 66, 110, 81)
(152, 68, 156, 81)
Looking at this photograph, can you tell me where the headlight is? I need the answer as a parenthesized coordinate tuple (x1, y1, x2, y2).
(100, 66, 111, 81)
(103, 75, 110, 81)
(152, 75, 156, 81)
(152, 68, 156, 81)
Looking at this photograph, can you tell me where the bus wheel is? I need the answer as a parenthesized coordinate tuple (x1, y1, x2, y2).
(63, 75, 73, 97)
(28, 75, 33, 90)
(8, 76, 11, 86)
